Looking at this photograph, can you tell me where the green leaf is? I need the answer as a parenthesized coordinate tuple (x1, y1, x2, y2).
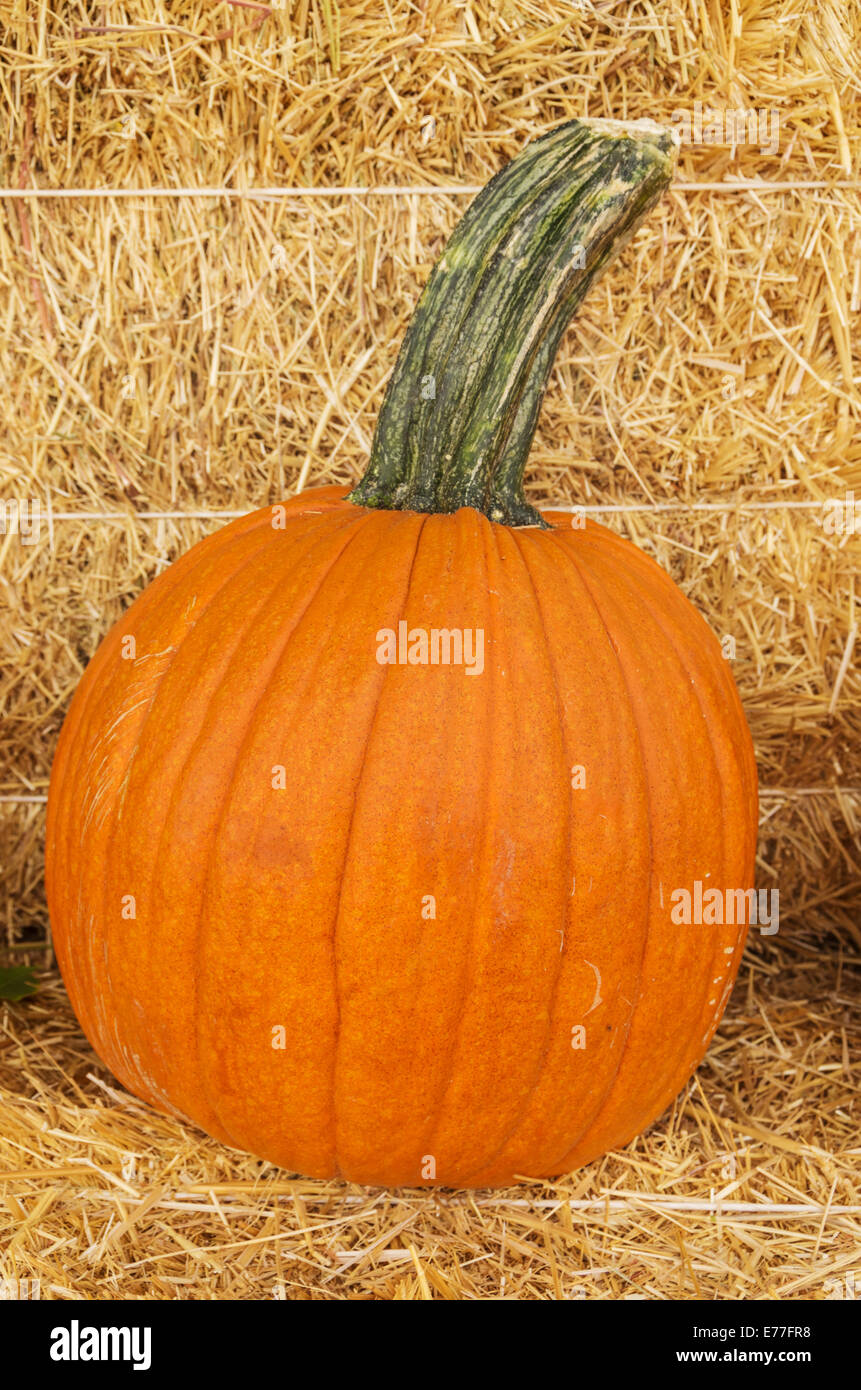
(0, 965, 39, 1001)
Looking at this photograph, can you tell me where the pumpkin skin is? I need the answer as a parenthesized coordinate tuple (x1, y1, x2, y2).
(46, 484, 757, 1186)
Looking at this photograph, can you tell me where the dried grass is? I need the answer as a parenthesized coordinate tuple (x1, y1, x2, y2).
(1, 1, 859, 1299)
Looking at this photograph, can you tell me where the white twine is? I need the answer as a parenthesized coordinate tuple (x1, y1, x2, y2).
(1, 179, 858, 200)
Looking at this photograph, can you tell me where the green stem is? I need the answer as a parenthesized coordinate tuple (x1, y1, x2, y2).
(349, 116, 677, 527)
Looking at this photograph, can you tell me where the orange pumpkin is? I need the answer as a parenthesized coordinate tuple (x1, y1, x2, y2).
(46, 118, 757, 1186)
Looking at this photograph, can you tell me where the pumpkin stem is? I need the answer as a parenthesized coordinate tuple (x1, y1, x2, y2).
(349, 117, 677, 527)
